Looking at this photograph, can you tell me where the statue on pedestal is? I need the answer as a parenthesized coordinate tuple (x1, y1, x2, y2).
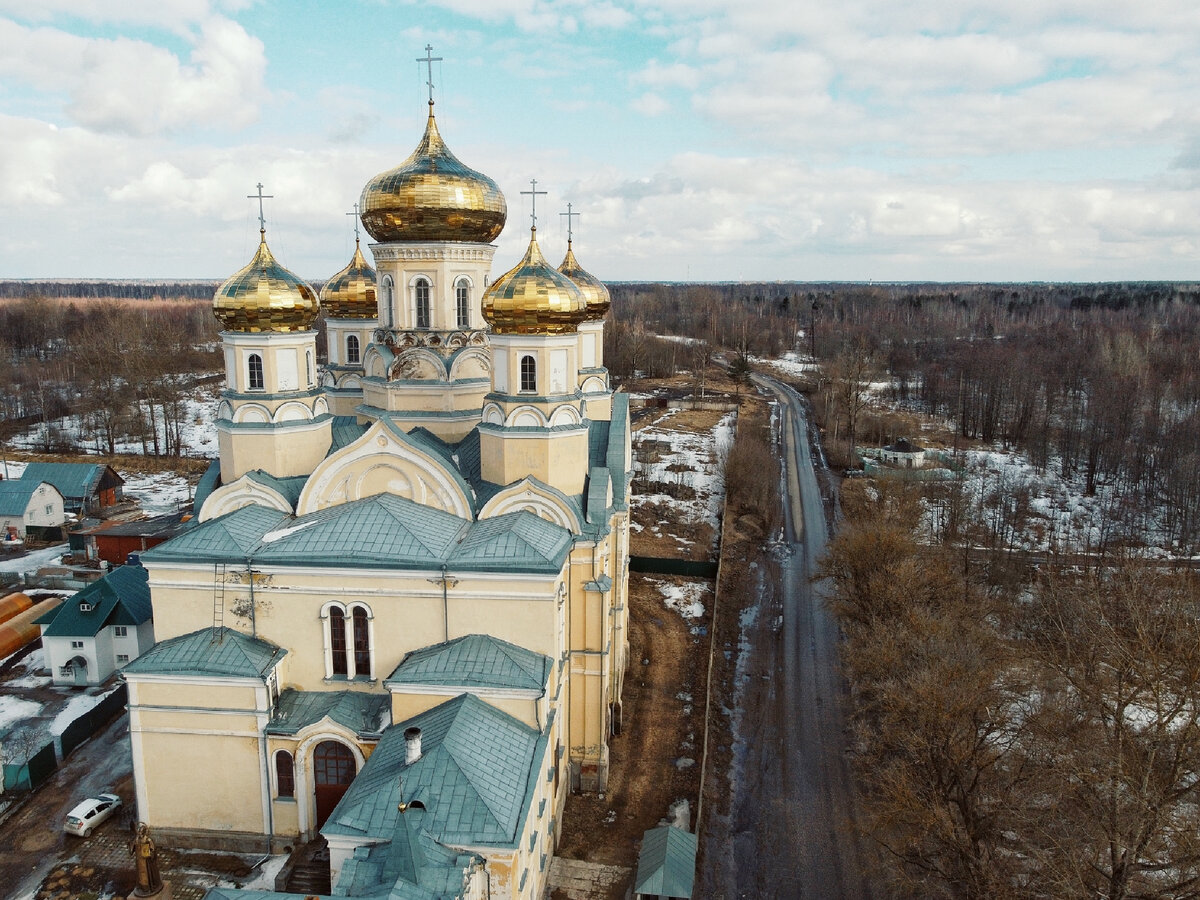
(130, 822, 163, 897)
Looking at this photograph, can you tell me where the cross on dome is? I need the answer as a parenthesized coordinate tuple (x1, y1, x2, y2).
(417, 44, 443, 105)
(521, 178, 548, 230)
(247, 182, 273, 234)
(346, 203, 361, 242)
(561, 202, 580, 244)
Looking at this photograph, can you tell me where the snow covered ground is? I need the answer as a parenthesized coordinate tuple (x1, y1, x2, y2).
(650, 577, 709, 619)
(757, 351, 819, 380)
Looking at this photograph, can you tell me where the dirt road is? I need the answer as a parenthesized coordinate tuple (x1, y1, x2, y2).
(703, 376, 876, 898)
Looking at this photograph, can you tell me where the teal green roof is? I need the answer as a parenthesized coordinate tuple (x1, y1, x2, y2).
(18, 462, 118, 502)
(243, 470, 307, 509)
(266, 689, 390, 737)
(386, 634, 550, 693)
(334, 809, 477, 899)
(634, 825, 698, 898)
(192, 459, 221, 513)
(0, 479, 49, 516)
(37, 562, 151, 637)
(585, 467, 611, 525)
(324, 694, 545, 848)
(144, 494, 570, 575)
(329, 415, 369, 455)
(123, 627, 284, 678)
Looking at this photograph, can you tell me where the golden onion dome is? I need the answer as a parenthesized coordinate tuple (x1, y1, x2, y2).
(213, 231, 319, 333)
(320, 239, 377, 319)
(483, 228, 587, 335)
(359, 102, 506, 244)
(558, 240, 611, 322)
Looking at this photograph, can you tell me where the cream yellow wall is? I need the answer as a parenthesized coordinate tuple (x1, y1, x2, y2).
(389, 690, 544, 730)
(216, 418, 332, 482)
(370, 241, 495, 332)
(133, 679, 261, 712)
(479, 429, 588, 496)
(137, 730, 265, 831)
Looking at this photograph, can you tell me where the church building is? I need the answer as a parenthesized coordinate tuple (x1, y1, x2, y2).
(123, 63, 631, 900)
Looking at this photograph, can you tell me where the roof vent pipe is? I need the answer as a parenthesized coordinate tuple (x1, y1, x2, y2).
(405, 727, 422, 765)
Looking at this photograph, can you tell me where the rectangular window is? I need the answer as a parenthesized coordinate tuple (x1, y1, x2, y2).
(45, 504, 53, 515)
(116, 654, 129, 664)
(114, 626, 128, 637)
(71, 641, 84, 649)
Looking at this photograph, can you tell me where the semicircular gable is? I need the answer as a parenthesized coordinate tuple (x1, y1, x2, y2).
(581, 375, 607, 394)
(296, 419, 473, 518)
(234, 403, 272, 424)
(391, 348, 447, 381)
(274, 401, 314, 423)
(449, 347, 491, 382)
(479, 478, 582, 533)
(549, 405, 582, 427)
(363, 346, 390, 379)
(199, 475, 294, 522)
(218, 400, 234, 420)
(507, 405, 548, 428)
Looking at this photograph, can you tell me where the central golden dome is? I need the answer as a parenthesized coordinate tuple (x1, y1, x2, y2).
(213, 232, 319, 333)
(483, 228, 587, 335)
(359, 102, 506, 244)
(320, 239, 377, 319)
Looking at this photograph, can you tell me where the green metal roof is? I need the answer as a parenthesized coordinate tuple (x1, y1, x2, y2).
(123, 627, 285, 679)
(0, 479, 50, 516)
(37, 562, 152, 637)
(386, 634, 551, 693)
(144, 494, 571, 575)
(192, 459, 221, 513)
(266, 689, 390, 737)
(585, 467, 611, 525)
(334, 809, 477, 899)
(18, 462, 117, 501)
(324, 693, 544, 848)
(329, 415, 369, 455)
(634, 825, 698, 898)
(243, 470, 308, 509)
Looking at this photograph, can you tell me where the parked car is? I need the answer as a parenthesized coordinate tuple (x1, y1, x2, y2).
(63, 793, 121, 837)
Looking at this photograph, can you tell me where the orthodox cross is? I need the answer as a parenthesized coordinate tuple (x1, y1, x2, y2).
(521, 178, 548, 229)
(346, 203, 360, 242)
(247, 182, 273, 232)
(417, 44, 442, 104)
(560, 202, 580, 243)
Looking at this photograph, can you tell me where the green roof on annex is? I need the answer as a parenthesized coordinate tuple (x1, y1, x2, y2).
(386, 634, 551, 694)
(323, 693, 545, 848)
(142, 493, 571, 575)
(267, 689, 390, 738)
(123, 627, 284, 679)
(36, 561, 152, 638)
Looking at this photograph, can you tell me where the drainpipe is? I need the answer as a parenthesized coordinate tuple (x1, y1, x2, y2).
(246, 559, 256, 639)
(441, 564, 449, 642)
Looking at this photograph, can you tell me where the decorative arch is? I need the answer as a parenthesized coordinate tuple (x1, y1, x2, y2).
(482, 402, 504, 426)
(274, 400, 314, 423)
(479, 477, 582, 533)
(390, 348, 447, 381)
(217, 400, 234, 420)
(314, 396, 329, 416)
(293, 728, 369, 837)
(233, 403, 272, 424)
(362, 345, 391, 379)
(549, 405, 583, 427)
(381, 275, 394, 328)
(335, 374, 362, 391)
(581, 375, 607, 394)
(506, 405, 548, 428)
(319, 600, 375, 680)
(199, 474, 294, 522)
(296, 419, 474, 517)
(448, 347, 491, 382)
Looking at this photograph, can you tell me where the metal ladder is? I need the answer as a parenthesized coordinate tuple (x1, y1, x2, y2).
(212, 562, 226, 639)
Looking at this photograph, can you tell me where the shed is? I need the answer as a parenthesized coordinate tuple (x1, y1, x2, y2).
(18, 463, 124, 514)
(0, 479, 67, 540)
(881, 437, 926, 469)
(634, 825, 698, 899)
(76, 513, 188, 566)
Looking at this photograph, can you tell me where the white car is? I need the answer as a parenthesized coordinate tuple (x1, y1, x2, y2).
(64, 793, 121, 837)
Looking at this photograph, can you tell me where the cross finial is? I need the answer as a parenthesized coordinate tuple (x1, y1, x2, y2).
(521, 178, 548, 230)
(346, 203, 360, 243)
(560, 203, 580, 245)
(417, 44, 443, 106)
(247, 182, 273, 234)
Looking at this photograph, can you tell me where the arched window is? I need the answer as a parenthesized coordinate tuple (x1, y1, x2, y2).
(248, 353, 264, 391)
(382, 276, 394, 327)
(346, 334, 360, 365)
(520, 355, 537, 393)
(275, 750, 294, 798)
(455, 278, 471, 328)
(353, 606, 370, 676)
(415, 278, 431, 329)
(329, 607, 348, 676)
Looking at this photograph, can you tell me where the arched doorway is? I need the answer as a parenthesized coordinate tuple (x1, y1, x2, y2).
(65, 655, 88, 686)
(313, 741, 356, 828)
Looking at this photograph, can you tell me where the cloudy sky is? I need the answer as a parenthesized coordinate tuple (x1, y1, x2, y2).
(2, 0, 1199, 283)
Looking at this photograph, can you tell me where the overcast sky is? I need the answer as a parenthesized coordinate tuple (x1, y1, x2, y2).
(2, 0, 1199, 283)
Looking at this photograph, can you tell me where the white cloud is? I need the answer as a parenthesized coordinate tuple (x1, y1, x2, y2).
(632, 93, 670, 116)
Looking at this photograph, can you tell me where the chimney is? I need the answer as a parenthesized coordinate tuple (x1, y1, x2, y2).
(405, 727, 422, 765)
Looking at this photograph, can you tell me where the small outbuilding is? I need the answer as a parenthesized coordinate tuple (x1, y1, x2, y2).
(881, 437, 926, 469)
(18, 463, 125, 515)
(634, 825, 698, 900)
(74, 513, 188, 567)
(0, 479, 67, 540)
(36, 559, 154, 686)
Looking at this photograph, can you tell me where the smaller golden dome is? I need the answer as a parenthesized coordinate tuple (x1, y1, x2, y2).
(360, 102, 507, 244)
(320, 239, 377, 319)
(558, 241, 610, 322)
(483, 228, 587, 335)
(213, 231, 319, 333)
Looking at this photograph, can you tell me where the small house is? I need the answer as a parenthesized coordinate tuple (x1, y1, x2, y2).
(36, 559, 154, 686)
(0, 479, 67, 540)
(18, 462, 125, 516)
(880, 437, 926, 469)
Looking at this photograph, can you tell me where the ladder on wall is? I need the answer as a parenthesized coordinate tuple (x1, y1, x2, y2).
(212, 562, 226, 640)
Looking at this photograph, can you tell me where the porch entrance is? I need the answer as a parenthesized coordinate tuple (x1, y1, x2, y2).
(313, 741, 356, 828)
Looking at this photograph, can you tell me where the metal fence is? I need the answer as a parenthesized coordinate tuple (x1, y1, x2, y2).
(629, 556, 719, 578)
(60, 684, 127, 758)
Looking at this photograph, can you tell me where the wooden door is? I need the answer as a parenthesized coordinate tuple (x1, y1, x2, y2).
(313, 741, 356, 828)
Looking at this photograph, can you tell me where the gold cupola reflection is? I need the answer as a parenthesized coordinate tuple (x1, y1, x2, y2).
(320, 238, 377, 319)
(359, 101, 507, 244)
(558, 239, 611, 321)
(483, 228, 587, 335)
(213, 230, 320, 333)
